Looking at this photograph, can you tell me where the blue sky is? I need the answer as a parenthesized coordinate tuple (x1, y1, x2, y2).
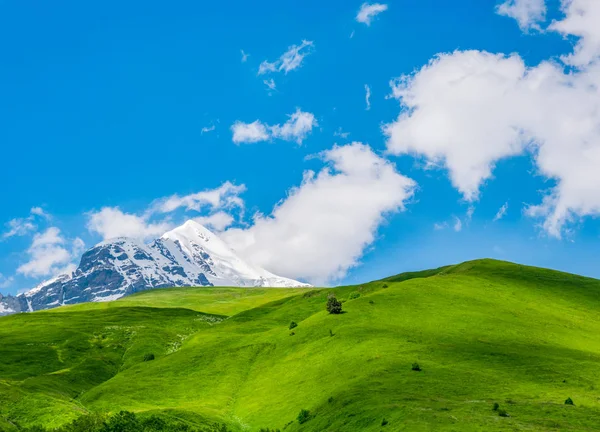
(2, 0, 600, 294)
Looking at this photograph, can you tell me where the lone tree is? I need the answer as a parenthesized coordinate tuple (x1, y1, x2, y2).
(326, 294, 343, 314)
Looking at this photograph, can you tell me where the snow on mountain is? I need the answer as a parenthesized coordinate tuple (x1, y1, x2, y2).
(0, 220, 310, 315)
(0, 302, 14, 315)
(26, 273, 73, 297)
(160, 221, 306, 288)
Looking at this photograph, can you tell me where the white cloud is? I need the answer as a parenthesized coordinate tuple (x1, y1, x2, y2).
(384, 2, 600, 239)
(30, 207, 51, 220)
(258, 40, 314, 75)
(223, 142, 416, 284)
(334, 127, 350, 139)
(2, 218, 37, 239)
(231, 109, 317, 145)
(263, 78, 277, 92)
(494, 202, 509, 221)
(453, 217, 463, 232)
(270, 109, 318, 144)
(549, 0, 600, 67)
(201, 125, 216, 134)
(356, 3, 388, 26)
(17, 228, 81, 278)
(496, 0, 546, 31)
(2, 207, 52, 240)
(153, 182, 246, 214)
(193, 212, 235, 232)
(466, 205, 475, 221)
(241, 49, 249, 63)
(87, 208, 173, 241)
(384, 51, 530, 202)
(231, 120, 270, 144)
(365, 84, 371, 110)
(87, 182, 246, 241)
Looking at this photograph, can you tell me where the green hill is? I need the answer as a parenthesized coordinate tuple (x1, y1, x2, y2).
(2, 259, 600, 431)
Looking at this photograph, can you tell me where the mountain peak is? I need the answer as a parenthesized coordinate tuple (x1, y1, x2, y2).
(162, 219, 215, 241)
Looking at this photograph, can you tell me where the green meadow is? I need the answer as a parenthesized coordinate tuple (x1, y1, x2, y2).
(2, 259, 600, 431)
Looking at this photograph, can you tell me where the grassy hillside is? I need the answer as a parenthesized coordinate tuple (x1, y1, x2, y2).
(2, 259, 600, 431)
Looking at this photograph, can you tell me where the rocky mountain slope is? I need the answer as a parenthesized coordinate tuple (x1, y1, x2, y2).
(0, 220, 309, 315)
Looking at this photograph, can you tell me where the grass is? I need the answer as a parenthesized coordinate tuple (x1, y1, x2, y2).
(2, 259, 600, 431)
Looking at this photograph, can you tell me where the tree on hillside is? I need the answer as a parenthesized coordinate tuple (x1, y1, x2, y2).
(326, 294, 343, 314)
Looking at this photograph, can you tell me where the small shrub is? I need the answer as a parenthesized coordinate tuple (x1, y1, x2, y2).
(329, 329, 334, 337)
(349, 292, 360, 300)
(143, 353, 155, 362)
(328, 396, 334, 403)
(326, 295, 343, 314)
(297, 409, 311, 424)
(565, 397, 574, 405)
(498, 409, 509, 417)
(289, 331, 295, 336)
(381, 418, 388, 426)
(369, 300, 374, 304)
(411, 362, 421, 372)
(382, 284, 388, 288)
(289, 321, 298, 330)
(493, 402, 500, 411)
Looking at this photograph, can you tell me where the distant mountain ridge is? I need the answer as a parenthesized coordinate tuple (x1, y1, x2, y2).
(0, 220, 309, 315)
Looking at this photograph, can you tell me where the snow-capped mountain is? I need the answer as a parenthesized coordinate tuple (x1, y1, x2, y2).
(0, 220, 309, 315)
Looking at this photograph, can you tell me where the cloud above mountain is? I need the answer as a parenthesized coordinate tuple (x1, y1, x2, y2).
(86, 182, 247, 242)
(87, 208, 173, 241)
(223, 142, 415, 285)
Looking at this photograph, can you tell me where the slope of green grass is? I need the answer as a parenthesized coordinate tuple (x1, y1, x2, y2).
(2, 259, 600, 431)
